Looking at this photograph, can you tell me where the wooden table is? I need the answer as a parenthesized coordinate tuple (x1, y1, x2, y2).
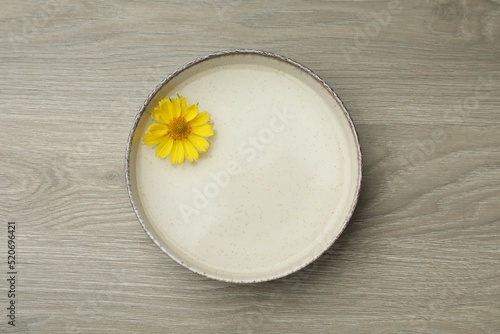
(1, 0, 499, 333)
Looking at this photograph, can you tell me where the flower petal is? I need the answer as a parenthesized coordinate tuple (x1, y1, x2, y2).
(188, 111, 210, 127)
(170, 140, 185, 164)
(182, 104, 198, 122)
(183, 140, 199, 162)
(191, 124, 214, 137)
(155, 137, 174, 159)
(147, 123, 168, 135)
(162, 99, 175, 122)
(188, 134, 210, 152)
(153, 99, 173, 124)
(143, 124, 168, 146)
(143, 132, 164, 146)
(179, 96, 187, 114)
(172, 97, 181, 118)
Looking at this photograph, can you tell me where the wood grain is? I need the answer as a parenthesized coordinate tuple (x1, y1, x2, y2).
(0, 0, 499, 333)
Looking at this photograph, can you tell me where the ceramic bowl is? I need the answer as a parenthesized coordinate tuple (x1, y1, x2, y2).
(126, 50, 362, 283)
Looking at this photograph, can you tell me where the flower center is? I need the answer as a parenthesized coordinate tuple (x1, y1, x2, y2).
(167, 117, 191, 140)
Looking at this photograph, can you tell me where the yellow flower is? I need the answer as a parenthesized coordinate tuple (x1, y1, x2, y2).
(143, 96, 214, 164)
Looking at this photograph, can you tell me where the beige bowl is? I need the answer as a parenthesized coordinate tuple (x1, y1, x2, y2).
(126, 50, 362, 283)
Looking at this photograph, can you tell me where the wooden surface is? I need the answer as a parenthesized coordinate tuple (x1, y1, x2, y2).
(1, 0, 499, 333)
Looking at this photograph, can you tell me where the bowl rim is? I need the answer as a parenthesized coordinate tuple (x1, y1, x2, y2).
(125, 49, 362, 283)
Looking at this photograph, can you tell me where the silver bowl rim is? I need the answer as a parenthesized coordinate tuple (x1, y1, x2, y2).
(125, 49, 362, 283)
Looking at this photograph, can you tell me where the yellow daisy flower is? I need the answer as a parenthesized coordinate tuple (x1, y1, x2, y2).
(143, 96, 214, 164)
